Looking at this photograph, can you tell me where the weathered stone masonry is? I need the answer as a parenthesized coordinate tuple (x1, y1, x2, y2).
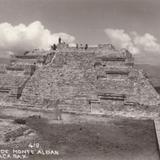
(20, 43, 160, 114)
(0, 49, 55, 103)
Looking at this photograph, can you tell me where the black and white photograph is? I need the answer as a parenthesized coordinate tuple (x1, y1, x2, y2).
(0, 0, 160, 159)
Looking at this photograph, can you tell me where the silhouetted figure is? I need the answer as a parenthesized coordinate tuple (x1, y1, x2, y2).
(58, 37, 62, 44)
(51, 44, 57, 50)
(85, 44, 88, 50)
(76, 43, 78, 49)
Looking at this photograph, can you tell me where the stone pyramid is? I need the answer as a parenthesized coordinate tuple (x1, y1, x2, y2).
(20, 43, 160, 114)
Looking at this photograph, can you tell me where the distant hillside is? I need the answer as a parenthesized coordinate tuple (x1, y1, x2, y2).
(135, 64, 160, 87)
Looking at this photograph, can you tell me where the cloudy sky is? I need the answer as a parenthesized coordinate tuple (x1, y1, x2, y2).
(0, 0, 160, 65)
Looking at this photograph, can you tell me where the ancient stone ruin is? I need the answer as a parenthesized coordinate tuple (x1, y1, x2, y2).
(4, 41, 157, 115)
(0, 40, 160, 159)
(0, 40, 159, 146)
(0, 48, 55, 105)
(0, 40, 159, 115)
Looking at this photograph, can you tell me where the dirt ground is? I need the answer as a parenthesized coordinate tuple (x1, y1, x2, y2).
(0, 114, 159, 160)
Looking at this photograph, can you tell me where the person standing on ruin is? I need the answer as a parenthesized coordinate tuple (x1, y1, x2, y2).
(58, 37, 62, 44)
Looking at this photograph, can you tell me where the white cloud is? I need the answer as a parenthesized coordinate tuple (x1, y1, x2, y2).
(0, 21, 75, 57)
(104, 28, 139, 54)
(133, 32, 160, 52)
(104, 28, 160, 55)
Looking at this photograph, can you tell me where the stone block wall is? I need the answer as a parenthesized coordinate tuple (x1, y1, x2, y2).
(127, 69, 160, 106)
(0, 73, 30, 102)
(20, 44, 160, 114)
